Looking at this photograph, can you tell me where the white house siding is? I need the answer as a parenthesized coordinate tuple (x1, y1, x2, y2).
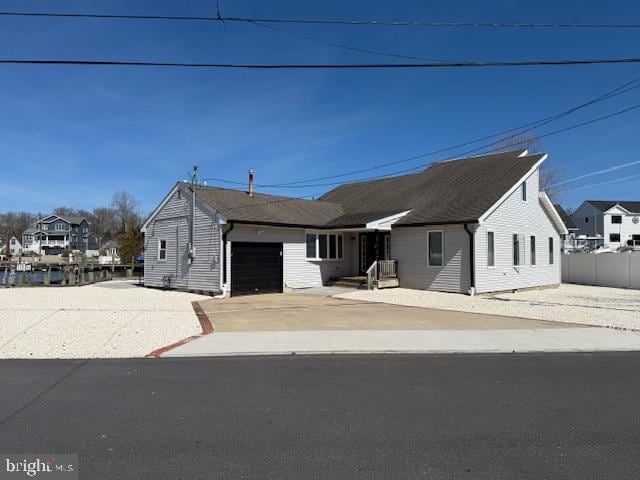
(225, 225, 354, 290)
(603, 206, 640, 249)
(391, 225, 471, 293)
(474, 169, 561, 294)
(144, 188, 221, 292)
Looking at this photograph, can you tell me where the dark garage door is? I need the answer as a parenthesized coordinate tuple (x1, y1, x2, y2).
(231, 242, 283, 296)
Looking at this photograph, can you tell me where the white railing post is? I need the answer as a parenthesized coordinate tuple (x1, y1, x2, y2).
(366, 261, 377, 290)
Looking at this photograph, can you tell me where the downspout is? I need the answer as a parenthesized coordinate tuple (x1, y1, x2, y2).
(464, 223, 476, 296)
(216, 221, 234, 298)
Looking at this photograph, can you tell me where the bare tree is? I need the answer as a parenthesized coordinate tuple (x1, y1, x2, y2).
(111, 191, 144, 264)
(89, 207, 118, 240)
(0, 211, 37, 256)
(111, 191, 141, 233)
(493, 133, 566, 200)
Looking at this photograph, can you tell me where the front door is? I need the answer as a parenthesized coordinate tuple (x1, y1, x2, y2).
(359, 233, 390, 274)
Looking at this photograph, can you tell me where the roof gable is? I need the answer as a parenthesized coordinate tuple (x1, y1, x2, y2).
(320, 150, 546, 226)
(586, 200, 640, 214)
(145, 150, 549, 229)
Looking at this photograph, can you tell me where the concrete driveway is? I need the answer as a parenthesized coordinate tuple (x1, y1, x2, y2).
(198, 293, 568, 332)
(160, 292, 640, 357)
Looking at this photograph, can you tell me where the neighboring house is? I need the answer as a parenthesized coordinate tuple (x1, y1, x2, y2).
(23, 215, 92, 255)
(101, 239, 119, 256)
(99, 239, 121, 265)
(84, 232, 101, 257)
(142, 150, 567, 296)
(554, 204, 580, 252)
(0, 236, 23, 256)
(571, 201, 640, 250)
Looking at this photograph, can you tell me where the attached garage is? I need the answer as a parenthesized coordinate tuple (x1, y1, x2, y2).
(231, 242, 283, 296)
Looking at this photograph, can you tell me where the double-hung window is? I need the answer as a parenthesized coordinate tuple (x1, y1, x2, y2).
(428, 231, 443, 267)
(530, 236, 536, 266)
(512, 234, 521, 266)
(305, 232, 343, 260)
(306, 233, 317, 258)
(487, 232, 495, 267)
(158, 239, 167, 261)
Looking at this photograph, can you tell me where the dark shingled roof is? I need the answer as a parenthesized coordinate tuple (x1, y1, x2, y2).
(192, 150, 544, 228)
(320, 150, 544, 226)
(586, 200, 640, 214)
(193, 185, 344, 227)
(554, 204, 577, 230)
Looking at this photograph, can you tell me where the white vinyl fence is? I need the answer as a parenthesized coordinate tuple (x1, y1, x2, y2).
(562, 252, 640, 289)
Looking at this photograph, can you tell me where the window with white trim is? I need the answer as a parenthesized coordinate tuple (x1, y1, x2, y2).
(428, 231, 443, 267)
(158, 239, 167, 261)
(306, 233, 316, 259)
(513, 234, 521, 266)
(487, 231, 495, 267)
(611, 215, 622, 224)
(305, 232, 343, 260)
(55, 223, 66, 231)
(521, 181, 527, 201)
(548, 237, 554, 265)
(319, 234, 328, 259)
(530, 236, 536, 266)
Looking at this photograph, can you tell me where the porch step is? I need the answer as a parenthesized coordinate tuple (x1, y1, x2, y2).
(327, 276, 367, 289)
(377, 278, 399, 289)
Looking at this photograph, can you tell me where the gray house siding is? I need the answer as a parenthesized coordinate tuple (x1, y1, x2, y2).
(144, 187, 221, 292)
(225, 225, 354, 291)
(391, 224, 471, 293)
(474, 169, 561, 293)
(571, 202, 604, 237)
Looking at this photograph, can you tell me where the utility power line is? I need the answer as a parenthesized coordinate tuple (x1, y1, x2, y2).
(2, 11, 640, 29)
(222, 16, 640, 30)
(201, 101, 640, 214)
(4, 57, 640, 70)
(202, 77, 640, 190)
(246, 20, 455, 63)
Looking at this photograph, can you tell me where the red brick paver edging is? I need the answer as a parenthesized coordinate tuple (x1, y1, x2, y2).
(147, 301, 214, 357)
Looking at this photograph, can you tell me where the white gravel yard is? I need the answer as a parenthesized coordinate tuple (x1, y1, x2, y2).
(0, 281, 208, 359)
(336, 284, 640, 331)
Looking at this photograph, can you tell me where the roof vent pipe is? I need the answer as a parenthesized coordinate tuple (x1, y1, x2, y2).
(248, 169, 254, 197)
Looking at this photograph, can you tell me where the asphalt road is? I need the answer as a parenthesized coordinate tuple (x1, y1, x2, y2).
(1, 353, 639, 479)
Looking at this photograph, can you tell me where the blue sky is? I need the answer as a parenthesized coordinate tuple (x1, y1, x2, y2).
(1, 0, 640, 214)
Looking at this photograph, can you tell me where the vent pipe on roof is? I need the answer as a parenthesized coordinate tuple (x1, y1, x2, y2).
(248, 169, 255, 197)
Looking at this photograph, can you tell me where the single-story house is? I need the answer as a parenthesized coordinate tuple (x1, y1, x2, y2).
(141, 150, 567, 296)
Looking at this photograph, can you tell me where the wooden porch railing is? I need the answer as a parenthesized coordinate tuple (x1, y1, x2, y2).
(366, 259, 397, 290)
